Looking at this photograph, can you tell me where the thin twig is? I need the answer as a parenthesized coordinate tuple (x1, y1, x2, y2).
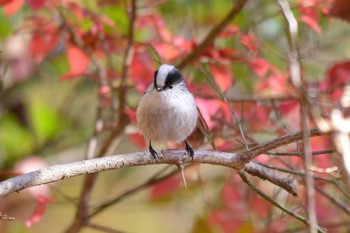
(266, 149, 335, 156)
(198, 65, 249, 151)
(87, 223, 126, 233)
(277, 0, 318, 232)
(66, 1, 137, 232)
(0, 212, 14, 221)
(89, 166, 178, 218)
(315, 186, 350, 215)
(239, 172, 326, 233)
(258, 163, 346, 189)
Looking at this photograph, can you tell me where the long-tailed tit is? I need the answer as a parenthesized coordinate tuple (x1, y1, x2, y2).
(136, 64, 198, 159)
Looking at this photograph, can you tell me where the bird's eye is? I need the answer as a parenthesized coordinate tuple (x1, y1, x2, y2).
(169, 85, 173, 89)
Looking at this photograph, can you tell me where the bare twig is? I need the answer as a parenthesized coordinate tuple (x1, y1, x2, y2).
(315, 186, 350, 215)
(277, 0, 318, 231)
(198, 66, 250, 151)
(266, 149, 335, 156)
(87, 223, 126, 233)
(89, 166, 178, 218)
(0, 212, 14, 221)
(67, 1, 137, 232)
(239, 172, 326, 233)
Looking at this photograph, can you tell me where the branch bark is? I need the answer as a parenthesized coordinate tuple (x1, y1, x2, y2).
(0, 128, 324, 197)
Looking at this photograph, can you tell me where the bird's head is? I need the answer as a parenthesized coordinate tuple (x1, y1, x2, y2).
(153, 64, 184, 92)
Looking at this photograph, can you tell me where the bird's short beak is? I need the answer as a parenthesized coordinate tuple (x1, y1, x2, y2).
(156, 87, 164, 92)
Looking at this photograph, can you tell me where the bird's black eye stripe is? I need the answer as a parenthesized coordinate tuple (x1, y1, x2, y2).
(165, 68, 183, 88)
(154, 70, 158, 79)
(153, 69, 159, 88)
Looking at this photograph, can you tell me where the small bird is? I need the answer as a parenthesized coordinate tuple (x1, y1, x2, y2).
(136, 64, 198, 159)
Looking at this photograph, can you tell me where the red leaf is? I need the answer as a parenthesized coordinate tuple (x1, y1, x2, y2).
(218, 48, 241, 61)
(250, 57, 270, 77)
(130, 47, 155, 93)
(3, 0, 23, 15)
(0, 0, 13, 5)
(195, 98, 221, 129)
(61, 44, 89, 80)
(320, 60, 350, 100)
(222, 183, 242, 209)
(30, 26, 59, 63)
(25, 195, 54, 227)
(26, 0, 47, 10)
(279, 100, 299, 115)
(324, 61, 350, 88)
(128, 132, 147, 149)
(240, 34, 259, 53)
(279, 100, 300, 130)
(330, 0, 350, 22)
(173, 36, 195, 53)
(256, 72, 290, 96)
(150, 175, 180, 200)
(299, 5, 322, 33)
(207, 209, 244, 233)
(220, 25, 240, 38)
(251, 195, 272, 218)
(209, 62, 233, 91)
(152, 42, 181, 61)
(311, 135, 333, 168)
(99, 85, 111, 95)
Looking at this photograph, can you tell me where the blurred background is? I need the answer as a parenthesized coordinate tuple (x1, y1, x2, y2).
(1, 0, 350, 232)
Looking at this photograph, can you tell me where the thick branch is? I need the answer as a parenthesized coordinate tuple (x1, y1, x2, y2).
(0, 129, 325, 197)
(0, 150, 289, 196)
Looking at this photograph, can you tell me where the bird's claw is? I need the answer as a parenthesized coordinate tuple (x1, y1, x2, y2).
(149, 145, 158, 159)
(185, 141, 194, 161)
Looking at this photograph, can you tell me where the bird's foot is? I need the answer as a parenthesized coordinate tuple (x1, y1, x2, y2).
(185, 141, 194, 161)
(149, 144, 158, 159)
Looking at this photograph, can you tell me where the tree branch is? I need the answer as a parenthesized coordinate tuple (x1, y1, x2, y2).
(0, 129, 325, 197)
(176, 0, 248, 70)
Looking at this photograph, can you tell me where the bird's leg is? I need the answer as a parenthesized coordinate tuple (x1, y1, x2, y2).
(185, 140, 194, 160)
(149, 140, 158, 159)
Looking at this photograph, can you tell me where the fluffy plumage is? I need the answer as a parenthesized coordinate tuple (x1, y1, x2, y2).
(136, 64, 198, 158)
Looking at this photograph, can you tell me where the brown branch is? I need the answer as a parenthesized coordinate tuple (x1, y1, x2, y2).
(239, 172, 326, 233)
(176, 0, 248, 70)
(0, 129, 326, 197)
(245, 128, 323, 160)
(87, 223, 126, 233)
(245, 161, 297, 196)
(67, 1, 137, 233)
(315, 186, 350, 216)
(196, 94, 298, 103)
(277, 0, 318, 232)
(0, 150, 293, 196)
(0, 129, 328, 231)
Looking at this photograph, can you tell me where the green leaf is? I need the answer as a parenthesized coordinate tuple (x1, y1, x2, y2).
(0, 11, 12, 38)
(0, 113, 34, 162)
(29, 98, 62, 146)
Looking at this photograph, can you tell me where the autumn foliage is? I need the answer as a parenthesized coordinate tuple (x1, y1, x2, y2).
(1, 0, 350, 232)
